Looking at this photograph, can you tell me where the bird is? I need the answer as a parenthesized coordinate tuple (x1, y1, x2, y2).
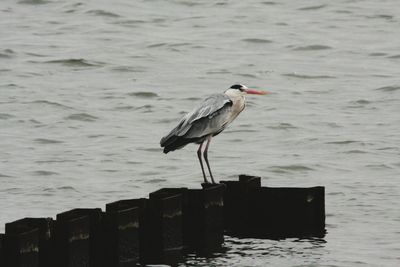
(160, 84, 267, 184)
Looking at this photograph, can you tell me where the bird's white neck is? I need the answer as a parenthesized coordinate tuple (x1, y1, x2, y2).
(224, 88, 246, 102)
(224, 89, 246, 123)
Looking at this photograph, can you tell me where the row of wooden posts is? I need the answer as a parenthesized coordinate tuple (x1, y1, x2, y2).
(0, 175, 325, 267)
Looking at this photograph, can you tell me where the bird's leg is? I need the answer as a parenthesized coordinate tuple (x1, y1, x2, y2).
(197, 141, 208, 183)
(203, 135, 216, 184)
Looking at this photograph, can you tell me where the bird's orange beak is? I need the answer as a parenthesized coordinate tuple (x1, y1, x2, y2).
(244, 88, 268, 95)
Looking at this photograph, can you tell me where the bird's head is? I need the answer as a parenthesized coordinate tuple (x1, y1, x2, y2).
(225, 84, 268, 97)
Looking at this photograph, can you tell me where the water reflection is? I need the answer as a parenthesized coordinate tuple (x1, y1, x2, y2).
(183, 236, 326, 266)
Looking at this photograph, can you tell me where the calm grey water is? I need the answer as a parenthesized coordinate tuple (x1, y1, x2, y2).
(1, 0, 400, 266)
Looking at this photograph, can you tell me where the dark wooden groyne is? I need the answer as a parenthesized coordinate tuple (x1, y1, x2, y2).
(0, 175, 325, 267)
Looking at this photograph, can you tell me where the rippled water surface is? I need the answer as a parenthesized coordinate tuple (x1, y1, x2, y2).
(1, 0, 400, 266)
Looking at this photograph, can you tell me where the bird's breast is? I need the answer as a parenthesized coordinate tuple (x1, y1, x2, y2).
(227, 96, 245, 124)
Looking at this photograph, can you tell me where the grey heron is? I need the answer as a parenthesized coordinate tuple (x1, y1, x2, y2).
(160, 84, 267, 184)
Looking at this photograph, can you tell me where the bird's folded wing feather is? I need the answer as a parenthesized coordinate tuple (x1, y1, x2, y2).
(160, 94, 232, 144)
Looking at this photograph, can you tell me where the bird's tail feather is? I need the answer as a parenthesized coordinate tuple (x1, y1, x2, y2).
(161, 135, 200, 153)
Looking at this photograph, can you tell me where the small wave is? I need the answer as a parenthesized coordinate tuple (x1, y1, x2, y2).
(144, 178, 166, 183)
(34, 138, 64, 144)
(326, 140, 360, 145)
(114, 105, 135, 110)
(157, 118, 177, 123)
(327, 191, 345, 196)
(57, 186, 79, 192)
(114, 19, 146, 26)
(86, 9, 121, 18)
(25, 52, 47, 57)
(0, 173, 13, 178)
(353, 99, 371, 105)
(206, 70, 230, 75)
(32, 170, 59, 176)
(3, 83, 19, 88)
(18, 0, 49, 4)
(0, 113, 15, 120)
(28, 100, 74, 109)
(261, 1, 278, 5)
(111, 66, 146, 73)
(237, 73, 258, 78)
(335, 10, 353, 14)
(128, 91, 159, 98)
(45, 58, 101, 67)
(343, 150, 367, 154)
(126, 161, 143, 165)
(35, 159, 74, 163)
(326, 122, 342, 128)
(134, 104, 154, 113)
(87, 134, 105, 138)
(65, 113, 99, 122)
(376, 85, 400, 92)
(282, 73, 335, 79)
(367, 14, 394, 20)
(169, 42, 191, 47)
(267, 123, 297, 130)
(293, 45, 332, 51)
(102, 169, 118, 173)
(242, 38, 273, 44)
(270, 165, 314, 173)
(228, 138, 243, 143)
(298, 4, 327, 11)
(183, 97, 201, 101)
(377, 147, 398, 151)
(175, 1, 203, 7)
(388, 54, 400, 59)
(136, 147, 161, 152)
(0, 49, 15, 58)
(224, 129, 257, 133)
(147, 43, 167, 48)
(366, 164, 393, 169)
(369, 52, 387, 57)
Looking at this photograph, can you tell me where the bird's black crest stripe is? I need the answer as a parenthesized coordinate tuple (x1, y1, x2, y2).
(230, 84, 243, 89)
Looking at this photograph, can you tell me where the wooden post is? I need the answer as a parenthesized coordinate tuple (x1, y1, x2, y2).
(146, 188, 184, 265)
(105, 200, 140, 266)
(55, 208, 104, 267)
(4, 220, 40, 267)
(189, 184, 224, 254)
(5, 218, 54, 267)
(152, 185, 225, 255)
(0, 234, 4, 266)
(220, 174, 261, 236)
(222, 175, 325, 238)
(247, 186, 325, 238)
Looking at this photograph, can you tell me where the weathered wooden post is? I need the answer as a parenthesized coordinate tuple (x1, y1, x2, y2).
(0, 233, 4, 266)
(4, 218, 54, 267)
(222, 175, 325, 238)
(105, 200, 140, 266)
(55, 208, 104, 267)
(145, 189, 184, 265)
(187, 184, 224, 254)
(104, 195, 184, 266)
(247, 186, 325, 238)
(4, 219, 40, 267)
(153, 184, 225, 255)
(220, 174, 261, 236)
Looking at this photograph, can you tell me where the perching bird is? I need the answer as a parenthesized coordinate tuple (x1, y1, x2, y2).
(160, 84, 267, 184)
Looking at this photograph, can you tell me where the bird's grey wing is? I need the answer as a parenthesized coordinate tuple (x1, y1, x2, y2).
(160, 94, 231, 144)
(184, 103, 233, 138)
